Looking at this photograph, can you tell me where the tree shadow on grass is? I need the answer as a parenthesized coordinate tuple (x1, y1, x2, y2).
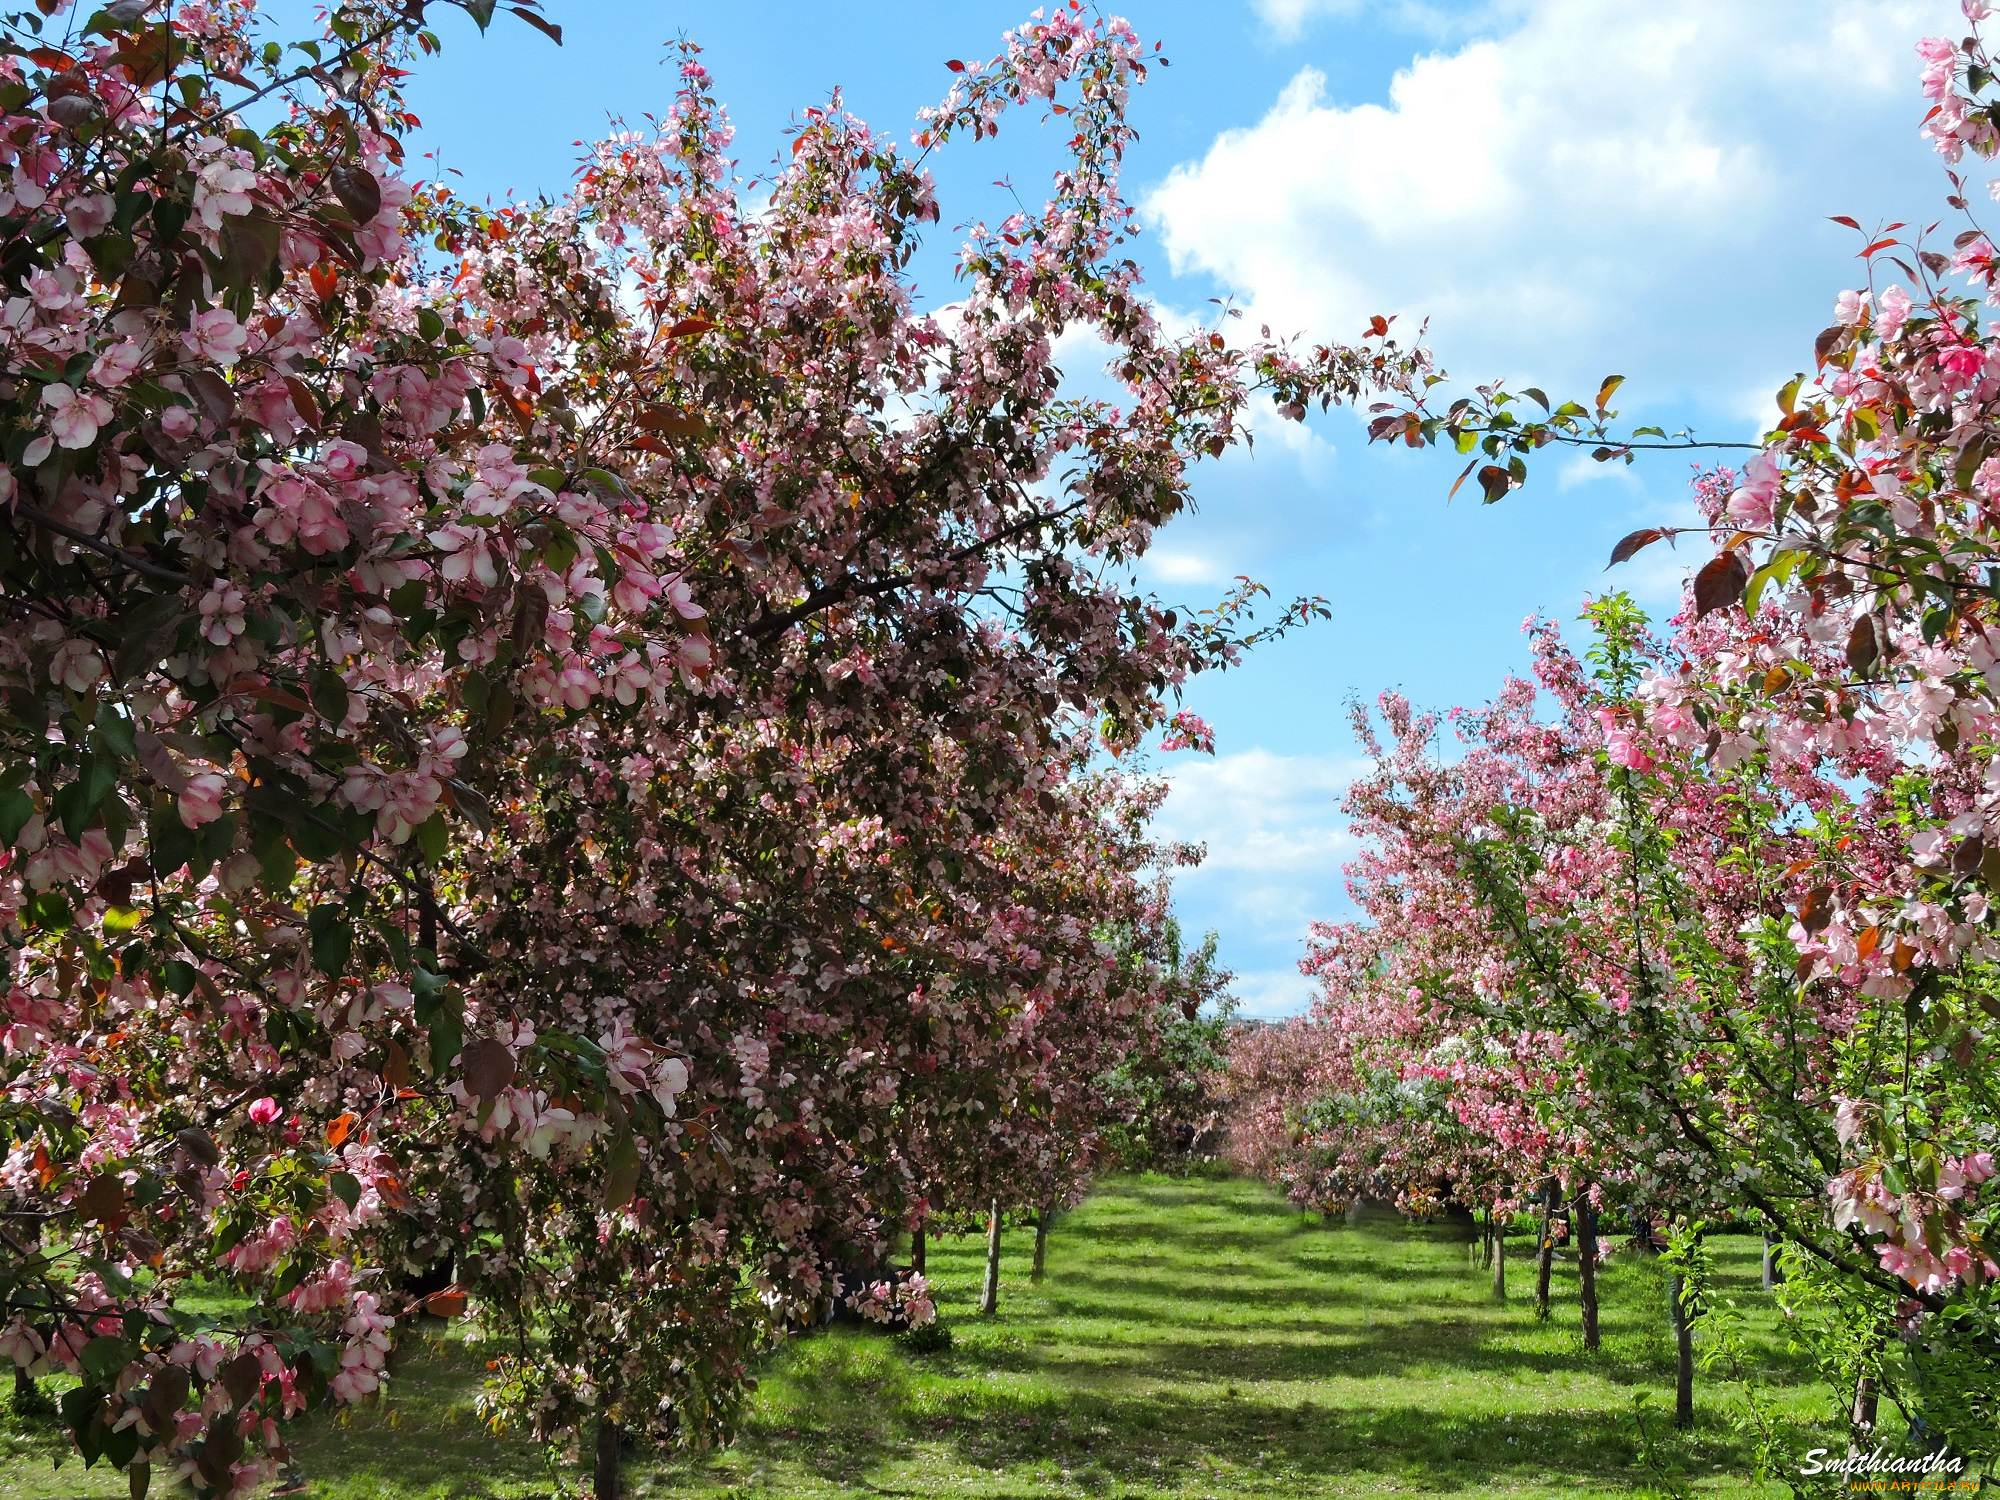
(680, 1349, 1773, 1498)
(281, 1339, 559, 1500)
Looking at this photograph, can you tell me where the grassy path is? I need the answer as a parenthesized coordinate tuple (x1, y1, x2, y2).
(2, 1174, 1832, 1498)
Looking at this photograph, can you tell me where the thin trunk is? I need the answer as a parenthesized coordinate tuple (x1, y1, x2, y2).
(1491, 1212, 1507, 1299)
(980, 1198, 1001, 1316)
(1534, 1178, 1558, 1321)
(1481, 1209, 1494, 1270)
(911, 1227, 926, 1276)
(1853, 1335, 1882, 1431)
(1761, 1231, 1782, 1290)
(593, 1413, 621, 1500)
(1852, 1374, 1878, 1431)
(1667, 1272, 1695, 1429)
(1578, 1199, 1600, 1352)
(1032, 1201, 1051, 1283)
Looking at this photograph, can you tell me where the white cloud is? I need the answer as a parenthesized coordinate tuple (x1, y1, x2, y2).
(1152, 747, 1359, 1018)
(1150, 1, 1945, 400)
(1251, 0, 1512, 45)
(1147, 548, 1233, 585)
(1155, 747, 1359, 874)
(1232, 965, 1322, 1020)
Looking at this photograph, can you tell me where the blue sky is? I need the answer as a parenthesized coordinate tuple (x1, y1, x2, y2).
(390, 0, 1964, 1015)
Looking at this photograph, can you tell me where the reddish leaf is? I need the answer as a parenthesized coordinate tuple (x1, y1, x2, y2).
(945, 58, 966, 71)
(463, 1038, 517, 1101)
(1607, 528, 1666, 568)
(219, 1351, 265, 1409)
(1691, 552, 1748, 617)
(1828, 214, 1862, 230)
(636, 407, 705, 438)
(282, 377, 320, 428)
(663, 317, 717, 340)
(330, 164, 382, 224)
(509, 6, 562, 44)
(420, 1287, 469, 1318)
(1846, 615, 1880, 673)
(1798, 885, 1834, 935)
(326, 1112, 357, 1148)
(175, 1127, 221, 1167)
(77, 1172, 128, 1229)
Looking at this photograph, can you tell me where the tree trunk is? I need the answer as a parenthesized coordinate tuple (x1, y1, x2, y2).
(1491, 1211, 1507, 1299)
(980, 1198, 1001, 1316)
(1032, 1201, 1051, 1283)
(1853, 1373, 1878, 1431)
(1761, 1231, 1781, 1290)
(1481, 1209, 1494, 1270)
(1667, 1272, 1695, 1429)
(1853, 1334, 1882, 1431)
(911, 1227, 925, 1276)
(1577, 1199, 1600, 1352)
(1534, 1178, 1558, 1321)
(593, 1413, 621, 1500)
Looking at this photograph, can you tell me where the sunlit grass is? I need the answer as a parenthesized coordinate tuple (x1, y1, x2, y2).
(3, 1174, 1846, 1497)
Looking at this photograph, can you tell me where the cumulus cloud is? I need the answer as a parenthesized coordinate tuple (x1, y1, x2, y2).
(1152, 748, 1360, 1016)
(1150, 1, 1945, 400)
(1232, 965, 1323, 1020)
(1156, 747, 1358, 874)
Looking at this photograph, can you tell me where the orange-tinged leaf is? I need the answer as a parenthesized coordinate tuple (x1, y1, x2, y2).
(326, 1112, 357, 1149)
(1857, 925, 1882, 962)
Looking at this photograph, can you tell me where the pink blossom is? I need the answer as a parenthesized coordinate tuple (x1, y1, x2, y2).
(177, 773, 229, 828)
(41, 383, 111, 448)
(1877, 284, 1914, 339)
(184, 308, 250, 368)
(248, 1097, 281, 1125)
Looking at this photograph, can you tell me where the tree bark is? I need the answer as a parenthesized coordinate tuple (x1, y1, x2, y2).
(593, 1413, 621, 1500)
(1853, 1374, 1878, 1431)
(1667, 1272, 1695, 1429)
(980, 1198, 1001, 1316)
(1032, 1201, 1051, 1283)
(1481, 1208, 1494, 1270)
(1534, 1178, 1558, 1321)
(1578, 1199, 1600, 1351)
(1761, 1231, 1782, 1290)
(1853, 1334, 1882, 1431)
(1491, 1211, 1507, 1299)
(911, 1227, 925, 1276)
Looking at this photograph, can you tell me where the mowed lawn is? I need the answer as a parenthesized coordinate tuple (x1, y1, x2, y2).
(2, 1174, 1844, 1499)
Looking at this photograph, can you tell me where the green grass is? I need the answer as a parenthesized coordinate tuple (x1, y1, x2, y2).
(3, 1175, 1853, 1498)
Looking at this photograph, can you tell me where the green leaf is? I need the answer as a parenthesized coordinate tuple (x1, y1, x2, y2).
(416, 812, 448, 865)
(79, 1335, 129, 1382)
(0, 787, 34, 845)
(416, 306, 446, 342)
(92, 702, 136, 761)
(328, 1172, 362, 1211)
(307, 904, 351, 979)
(464, 0, 497, 30)
(428, 1014, 464, 1079)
